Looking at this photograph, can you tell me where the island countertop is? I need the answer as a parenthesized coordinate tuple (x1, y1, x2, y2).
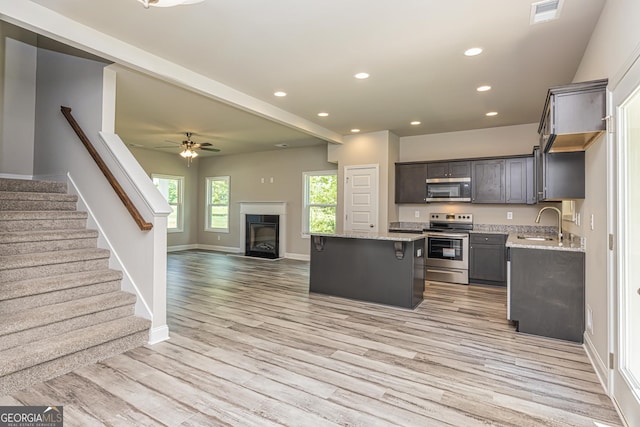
(311, 230, 425, 242)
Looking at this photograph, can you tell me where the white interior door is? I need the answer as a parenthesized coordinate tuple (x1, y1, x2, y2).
(612, 57, 640, 426)
(344, 165, 378, 232)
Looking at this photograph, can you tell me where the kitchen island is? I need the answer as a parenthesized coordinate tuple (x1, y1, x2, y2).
(309, 231, 425, 309)
(507, 233, 585, 342)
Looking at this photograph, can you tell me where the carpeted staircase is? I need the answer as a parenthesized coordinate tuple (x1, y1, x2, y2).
(0, 178, 151, 395)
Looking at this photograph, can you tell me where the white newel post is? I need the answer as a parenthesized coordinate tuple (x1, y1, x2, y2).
(240, 202, 287, 258)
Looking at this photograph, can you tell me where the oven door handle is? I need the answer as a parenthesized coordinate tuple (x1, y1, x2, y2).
(425, 232, 469, 239)
(426, 268, 466, 275)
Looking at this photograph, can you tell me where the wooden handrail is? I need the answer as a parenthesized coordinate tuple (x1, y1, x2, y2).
(61, 106, 153, 231)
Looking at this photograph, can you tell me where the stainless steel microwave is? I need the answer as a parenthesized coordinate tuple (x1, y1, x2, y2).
(426, 177, 471, 202)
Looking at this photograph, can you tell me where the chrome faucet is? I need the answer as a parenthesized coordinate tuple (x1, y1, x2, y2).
(535, 206, 562, 241)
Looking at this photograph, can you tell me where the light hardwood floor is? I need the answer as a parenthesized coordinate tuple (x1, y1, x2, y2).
(2, 250, 623, 426)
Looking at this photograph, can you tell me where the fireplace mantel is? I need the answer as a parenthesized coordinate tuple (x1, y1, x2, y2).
(240, 202, 287, 258)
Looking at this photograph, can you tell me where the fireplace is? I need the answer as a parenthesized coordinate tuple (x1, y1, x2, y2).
(240, 202, 287, 259)
(245, 214, 280, 259)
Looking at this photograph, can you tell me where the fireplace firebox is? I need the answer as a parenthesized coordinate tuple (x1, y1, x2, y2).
(245, 214, 280, 259)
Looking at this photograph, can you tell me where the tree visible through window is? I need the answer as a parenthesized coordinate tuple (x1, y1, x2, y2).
(206, 176, 230, 231)
(152, 174, 184, 232)
(304, 171, 337, 234)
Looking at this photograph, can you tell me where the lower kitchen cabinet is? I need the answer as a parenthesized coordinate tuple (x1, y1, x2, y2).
(509, 247, 585, 342)
(469, 233, 507, 286)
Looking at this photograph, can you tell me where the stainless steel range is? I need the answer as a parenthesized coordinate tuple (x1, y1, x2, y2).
(424, 213, 473, 285)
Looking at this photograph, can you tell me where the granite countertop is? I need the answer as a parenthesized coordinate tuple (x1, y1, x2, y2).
(506, 233, 585, 252)
(312, 230, 425, 242)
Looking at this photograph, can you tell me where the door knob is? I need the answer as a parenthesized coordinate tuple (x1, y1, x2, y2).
(369, 224, 374, 228)
(637, 288, 640, 296)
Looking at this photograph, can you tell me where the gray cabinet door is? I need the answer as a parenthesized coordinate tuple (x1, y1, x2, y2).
(469, 234, 506, 285)
(448, 161, 471, 178)
(505, 158, 528, 204)
(426, 162, 449, 179)
(395, 163, 428, 203)
(545, 151, 585, 200)
(472, 160, 505, 203)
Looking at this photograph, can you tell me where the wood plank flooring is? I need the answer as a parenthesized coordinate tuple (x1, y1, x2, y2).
(2, 250, 623, 426)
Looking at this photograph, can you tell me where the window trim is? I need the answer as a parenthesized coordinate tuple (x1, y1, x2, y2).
(302, 170, 338, 237)
(151, 173, 184, 233)
(205, 176, 230, 233)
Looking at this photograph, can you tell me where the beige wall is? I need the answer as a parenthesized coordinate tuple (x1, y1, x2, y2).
(197, 144, 335, 256)
(400, 123, 538, 162)
(129, 147, 199, 248)
(397, 123, 560, 227)
(567, 0, 640, 382)
(328, 130, 399, 231)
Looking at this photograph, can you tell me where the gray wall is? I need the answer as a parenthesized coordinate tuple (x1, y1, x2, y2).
(0, 22, 37, 177)
(33, 48, 106, 179)
(197, 144, 336, 256)
(129, 147, 199, 248)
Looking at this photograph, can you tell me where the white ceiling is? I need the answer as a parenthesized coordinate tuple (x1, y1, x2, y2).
(26, 0, 606, 157)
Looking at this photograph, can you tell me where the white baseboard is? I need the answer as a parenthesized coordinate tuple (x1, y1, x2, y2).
(584, 332, 609, 394)
(167, 244, 198, 252)
(148, 325, 170, 345)
(0, 173, 34, 180)
(197, 244, 242, 253)
(285, 252, 310, 261)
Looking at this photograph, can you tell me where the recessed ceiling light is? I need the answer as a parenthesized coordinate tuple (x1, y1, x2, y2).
(464, 47, 483, 57)
(350, 129, 361, 133)
(410, 121, 421, 126)
(486, 111, 498, 116)
(274, 91, 287, 97)
(477, 85, 492, 92)
(317, 112, 329, 117)
(275, 143, 288, 148)
(354, 72, 370, 79)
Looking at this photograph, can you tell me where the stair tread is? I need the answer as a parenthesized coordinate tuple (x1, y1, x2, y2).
(0, 291, 138, 336)
(0, 247, 110, 271)
(0, 269, 123, 300)
(0, 316, 150, 376)
(0, 192, 78, 202)
(0, 178, 67, 194)
(0, 210, 88, 220)
(0, 229, 98, 243)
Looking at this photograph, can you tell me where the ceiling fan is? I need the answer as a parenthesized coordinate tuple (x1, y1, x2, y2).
(158, 132, 220, 165)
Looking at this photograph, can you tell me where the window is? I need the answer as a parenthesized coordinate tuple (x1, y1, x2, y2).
(152, 174, 184, 232)
(303, 170, 337, 235)
(206, 176, 230, 232)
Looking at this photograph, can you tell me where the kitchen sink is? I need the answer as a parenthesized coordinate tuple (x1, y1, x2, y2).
(517, 235, 554, 241)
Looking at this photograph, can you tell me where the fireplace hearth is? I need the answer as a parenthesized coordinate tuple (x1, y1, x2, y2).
(245, 214, 280, 259)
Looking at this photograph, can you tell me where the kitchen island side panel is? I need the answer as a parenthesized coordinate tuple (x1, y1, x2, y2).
(309, 236, 424, 309)
(510, 247, 585, 342)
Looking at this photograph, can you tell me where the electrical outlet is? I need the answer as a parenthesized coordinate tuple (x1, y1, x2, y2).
(260, 177, 265, 184)
(415, 210, 420, 218)
(507, 211, 513, 220)
(217, 235, 221, 241)
(270, 177, 274, 183)
(586, 305, 593, 334)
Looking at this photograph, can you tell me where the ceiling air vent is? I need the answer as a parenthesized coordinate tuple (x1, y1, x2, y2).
(530, 0, 563, 24)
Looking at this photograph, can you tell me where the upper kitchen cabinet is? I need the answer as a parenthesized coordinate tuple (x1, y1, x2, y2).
(426, 161, 470, 179)
(539, 79, 608, 153)
(534, 146, 585, 201)
(472, 160, 505, 203)
(395, 162, 428, 203)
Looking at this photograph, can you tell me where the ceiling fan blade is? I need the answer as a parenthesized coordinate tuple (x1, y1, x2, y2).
(199, 142, 213, 147)
(164, 140, 182, 145)
(154, 145, 179, 148)
(200, 147, 221, 152)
